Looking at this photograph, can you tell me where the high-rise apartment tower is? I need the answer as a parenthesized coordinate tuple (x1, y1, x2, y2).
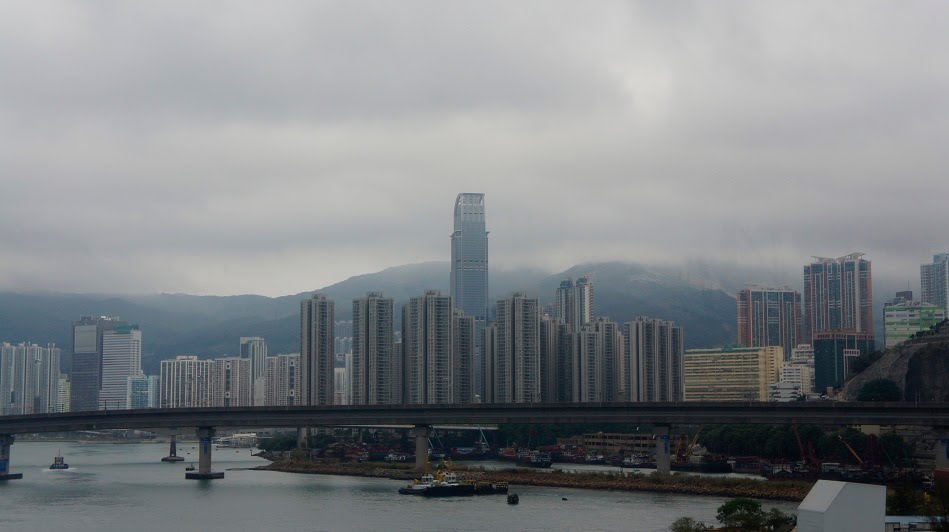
(402, 290, 454, 404)
(802, 254, 874, 344)
(240, 337, 268, 405)
(921, 253, 949, 314)
(352, 292, 398, 405)
(484, 293, 540, 403)
(737, 285, 801, 360)
(622, 317, 684, 402)
(300, 295, 335, 406)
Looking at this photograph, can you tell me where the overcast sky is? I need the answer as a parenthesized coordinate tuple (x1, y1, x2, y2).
(1, 1, 947, 296)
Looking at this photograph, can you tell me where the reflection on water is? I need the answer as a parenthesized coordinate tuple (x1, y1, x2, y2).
(1, 442, 794, 532)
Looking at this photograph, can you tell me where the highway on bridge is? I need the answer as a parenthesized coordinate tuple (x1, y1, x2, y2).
(2, 401, 948, 434)
(3, 402, 948, 480)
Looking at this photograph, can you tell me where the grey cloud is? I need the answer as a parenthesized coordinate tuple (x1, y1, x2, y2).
(0, 1, 947, 296)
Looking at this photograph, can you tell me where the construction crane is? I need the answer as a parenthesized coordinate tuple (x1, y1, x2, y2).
(673, 433, 689, 463)
(793, 424, 820, 470)
(838, 435, 865, 466)
(674, 427, 704, 463)
(687, 426, 704, 457)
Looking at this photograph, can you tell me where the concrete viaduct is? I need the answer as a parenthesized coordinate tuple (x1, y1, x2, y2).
(2, 401, 948, 480)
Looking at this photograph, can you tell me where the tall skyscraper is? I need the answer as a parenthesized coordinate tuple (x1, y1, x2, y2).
(556, 275, 594, 332)
(126, 374, 159, 409)
(99, 324, 142, 410)
(240, 337, 268, 406)
(485, 293, 540, 403)
(70, 315, 124, 411)
(622, 317, 684, 402)
(0, 342, 61, 415)
(539, 314, 562, 403)
(57, 375, 70, 413)
(211, 356, 252, 407)
(265, 353, 300, 406)
(333, 367, 347, 405)
(921, 253, 949, 313)
(450, 193, 488, 399)
(576, 323, 602, 403)
(300, 294, 335, 406)
(802, 253, 874, 344)
(737, 285, 801, 360)
(402, 290, 454, 404)
(352, 292, 397, 405)
(575, 317, 621, 403)
(482, 324, 498, 402)
(452, 309, 475, 404)
(159, 356, 213, 408)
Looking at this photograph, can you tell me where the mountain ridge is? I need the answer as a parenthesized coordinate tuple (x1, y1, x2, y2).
(1, 259, 901, 374)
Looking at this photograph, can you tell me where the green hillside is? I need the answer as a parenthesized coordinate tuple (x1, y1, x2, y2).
(1, 261, 740, 373)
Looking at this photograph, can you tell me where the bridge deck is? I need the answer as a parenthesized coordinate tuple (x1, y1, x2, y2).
(1, 402, 947, 434)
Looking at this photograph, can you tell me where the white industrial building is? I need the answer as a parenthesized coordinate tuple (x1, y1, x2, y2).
(797, 480, 885, 531)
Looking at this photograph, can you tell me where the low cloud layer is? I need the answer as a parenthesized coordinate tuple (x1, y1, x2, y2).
(1, 1, 947, 295)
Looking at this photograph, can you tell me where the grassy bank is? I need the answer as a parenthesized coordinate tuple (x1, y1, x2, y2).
(258, 459, 812, 502)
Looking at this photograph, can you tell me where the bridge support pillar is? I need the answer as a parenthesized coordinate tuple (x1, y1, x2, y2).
(654, 425, 671, 476)
(935, 429, 949, 474)
(162, 434, 184, 462)
(297, 427, 308, 449)
(0, 434, 22, 481)
(186, 427, 224, 480)
(411, 425, 433, 472)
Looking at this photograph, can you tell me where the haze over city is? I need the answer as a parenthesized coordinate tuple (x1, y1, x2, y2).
(2, 2, 948, 296)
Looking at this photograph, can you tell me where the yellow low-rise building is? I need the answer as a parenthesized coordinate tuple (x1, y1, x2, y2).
(683, 346, 783, 401)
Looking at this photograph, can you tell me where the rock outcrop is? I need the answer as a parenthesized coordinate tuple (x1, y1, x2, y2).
(842, 320, 949, 401)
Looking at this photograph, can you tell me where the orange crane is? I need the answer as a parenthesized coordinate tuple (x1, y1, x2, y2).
(838, 436, 864, 466)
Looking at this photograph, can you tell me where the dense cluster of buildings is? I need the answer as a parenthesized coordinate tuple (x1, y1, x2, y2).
(2, 195, 947, 414)
(727, 253, 948, 402)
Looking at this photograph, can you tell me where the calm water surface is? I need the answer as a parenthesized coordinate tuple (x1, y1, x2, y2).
(0, 442, 794, 531)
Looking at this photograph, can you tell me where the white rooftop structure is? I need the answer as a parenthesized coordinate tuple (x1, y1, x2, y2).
(797, 480, 885, 532)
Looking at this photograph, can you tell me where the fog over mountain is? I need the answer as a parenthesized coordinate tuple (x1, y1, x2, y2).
(0, 260, 905, 373)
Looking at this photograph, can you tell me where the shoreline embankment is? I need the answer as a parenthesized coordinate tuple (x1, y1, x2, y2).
(257, 459, 812, 501)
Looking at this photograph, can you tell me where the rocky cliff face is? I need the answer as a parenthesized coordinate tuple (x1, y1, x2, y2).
(842, 321, 949, 401)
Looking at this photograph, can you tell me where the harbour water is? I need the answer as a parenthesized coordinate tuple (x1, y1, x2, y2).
(1, 442, 795, 531)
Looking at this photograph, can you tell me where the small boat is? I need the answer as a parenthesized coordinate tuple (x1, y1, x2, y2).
(49, 451, 69, 470)
(185, 463, 196, 472)
(507, 493, 519, 505)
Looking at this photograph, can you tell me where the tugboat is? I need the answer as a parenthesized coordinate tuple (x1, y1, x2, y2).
(49, 451, 69, 470)
(398, 471, 475, 497)
(398, 462, 508, 497)
(185, 463, 196, 472)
